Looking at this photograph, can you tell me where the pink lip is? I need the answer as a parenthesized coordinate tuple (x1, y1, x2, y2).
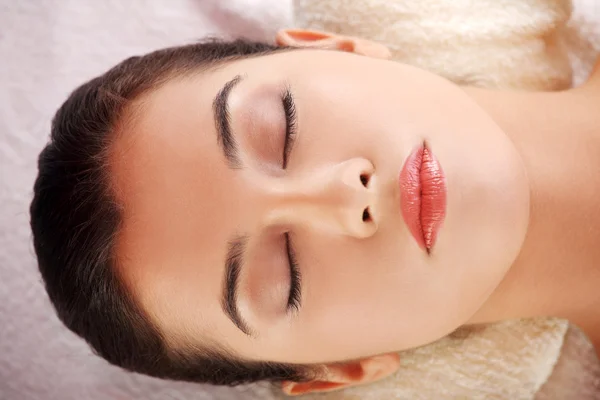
(399, 143, 447, 252)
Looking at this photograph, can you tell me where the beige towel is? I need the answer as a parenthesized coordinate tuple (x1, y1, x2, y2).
(295, 0, 574, 90)
(285, 0, 600, 398)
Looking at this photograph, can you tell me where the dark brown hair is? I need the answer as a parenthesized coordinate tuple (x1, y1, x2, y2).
(30, 38, 316, 386)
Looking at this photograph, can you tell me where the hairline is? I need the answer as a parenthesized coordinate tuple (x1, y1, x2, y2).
(105, 45, 303, 361)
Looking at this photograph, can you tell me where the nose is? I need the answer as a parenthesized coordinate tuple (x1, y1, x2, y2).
(266, 158, 379, 238)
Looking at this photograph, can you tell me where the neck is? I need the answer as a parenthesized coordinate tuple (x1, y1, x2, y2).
(463, 85, 600, 338)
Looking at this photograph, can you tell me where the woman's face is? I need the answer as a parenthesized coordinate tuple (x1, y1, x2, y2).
(112, 49, 530, 364)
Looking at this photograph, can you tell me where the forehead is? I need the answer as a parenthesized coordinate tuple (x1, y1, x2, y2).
(107, 48, 347, 307)
(109, 72, 243, 338)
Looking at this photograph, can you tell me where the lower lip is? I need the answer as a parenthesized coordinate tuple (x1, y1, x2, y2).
(399, 144, 447, 252)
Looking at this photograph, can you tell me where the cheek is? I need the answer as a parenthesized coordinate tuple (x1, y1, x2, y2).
(294, 80, 396, 166)
(282, 234, 466, 360)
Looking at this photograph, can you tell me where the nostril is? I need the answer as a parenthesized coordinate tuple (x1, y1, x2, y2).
(360, 173, 370, 187)
(362, 207, 372, 222)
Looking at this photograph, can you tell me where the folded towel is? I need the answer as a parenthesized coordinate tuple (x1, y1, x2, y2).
(294, 0, 577, 90)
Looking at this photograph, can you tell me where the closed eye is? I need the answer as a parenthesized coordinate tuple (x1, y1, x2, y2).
(281, 87, 300, 312)
(285, 232, 301, 312)
(281, 86, 298, 169)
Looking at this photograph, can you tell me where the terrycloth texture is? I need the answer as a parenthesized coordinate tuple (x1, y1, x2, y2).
(537, 325, 600, 398)
(295, 0, 600, 90)
(271, 320, 570, 400)
(295, 0, 575, 90)
(294, 0, 600, 399)
(564, 1, 600, 86)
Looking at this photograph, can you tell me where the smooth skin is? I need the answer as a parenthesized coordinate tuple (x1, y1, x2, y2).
(110, 30, 600, 395)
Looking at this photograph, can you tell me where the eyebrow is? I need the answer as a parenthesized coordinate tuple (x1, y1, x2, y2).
(221, 235, 252, 336)
(213, 75, 244, 169)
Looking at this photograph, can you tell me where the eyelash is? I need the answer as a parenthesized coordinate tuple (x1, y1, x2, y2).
(281, 87, 298, 170)
(285, 232, 301, 312)
(280, 87, 301, 313)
